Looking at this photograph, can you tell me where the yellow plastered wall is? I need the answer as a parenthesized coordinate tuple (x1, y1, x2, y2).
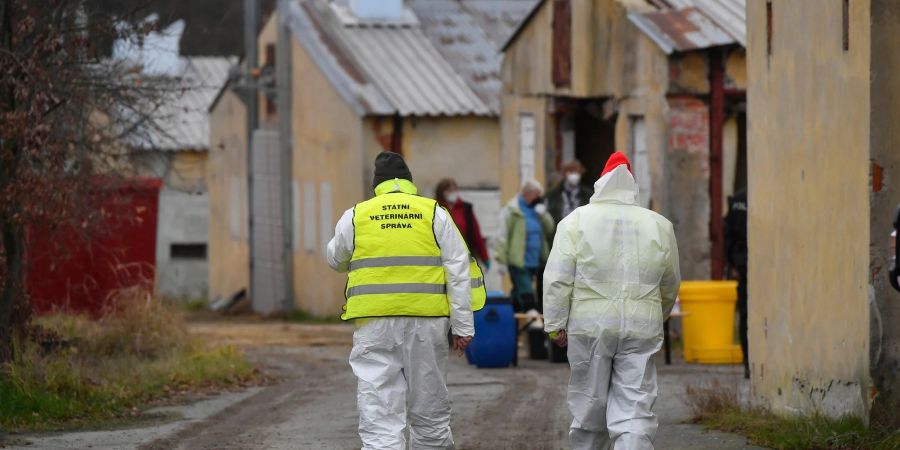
(401, 117, 501, 197)
(289, 37, 369, 318)
(501, 0, 553, 96)
(255, 12, 368, 317)
(499, 94, 548, 202)
(746, 0, 871, 420)
(256, 13, 505, 317)
(501, 0, 653, 98)
(207, 88, 249, 301)
(166, 151, 208, 191)
(360, 116, 501, 198)
(726, 48, 748, 90)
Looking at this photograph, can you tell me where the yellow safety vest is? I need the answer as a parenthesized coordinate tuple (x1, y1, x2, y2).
(342, 179, 486, 320)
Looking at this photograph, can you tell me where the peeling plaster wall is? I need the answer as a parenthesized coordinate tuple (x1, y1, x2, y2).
(668, 52, 709, 95)
(868, 0, 900, 428)
(666, 98, 711, 281)
(500, 0, 652, 98)
(747, 0, 871, 420)
(500, 0, 735, 281)
(501, 0, 553, 96)
(613, 34, 671, 218)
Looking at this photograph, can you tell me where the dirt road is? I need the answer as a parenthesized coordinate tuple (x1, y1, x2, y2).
(13, 322, 766, 450)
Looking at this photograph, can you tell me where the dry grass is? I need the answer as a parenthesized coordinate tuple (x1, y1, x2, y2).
(51, 286, 188, 357)
(683, 380, 900, 450)
(0, 288, 260, 431)
(682, 377, 741, 422)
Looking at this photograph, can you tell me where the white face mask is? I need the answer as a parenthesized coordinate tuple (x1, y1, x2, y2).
(444, 191, 460, 203)
(565, 173, 582, 186)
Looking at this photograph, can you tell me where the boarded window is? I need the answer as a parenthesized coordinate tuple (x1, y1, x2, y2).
(842, 0, 849, 51)
(171, 243, 207, 260)
(319, 182, 332, 254)
(519, 114, 536, 183)
(766, 1, 773, 57)
(292, 181, 301, 251)
(552, 0, 571, 88)
(303, 181, 317, 254)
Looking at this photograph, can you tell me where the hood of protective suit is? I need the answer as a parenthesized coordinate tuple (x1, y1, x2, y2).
(543, 154, 681, 339)
(589, 164, 639, 206)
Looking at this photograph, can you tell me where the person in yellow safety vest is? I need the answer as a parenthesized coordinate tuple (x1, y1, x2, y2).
(326, 151, 485, 449)
(543, 151, 681, 450)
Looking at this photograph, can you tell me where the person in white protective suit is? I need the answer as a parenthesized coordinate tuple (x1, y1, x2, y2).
(543, 151, 681, 450)
(327, 151, 476, 449)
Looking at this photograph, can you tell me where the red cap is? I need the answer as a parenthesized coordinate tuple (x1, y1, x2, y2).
(600, 151, 633, 177)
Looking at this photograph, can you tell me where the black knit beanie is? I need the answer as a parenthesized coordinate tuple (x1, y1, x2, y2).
(372, 152, 412, 190)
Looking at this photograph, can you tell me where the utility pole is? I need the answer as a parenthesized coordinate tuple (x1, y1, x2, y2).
(277, 0, 295, 312)
(243, 0, 258, 306)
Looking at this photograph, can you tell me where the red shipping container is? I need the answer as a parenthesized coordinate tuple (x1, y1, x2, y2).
(27, 178, 162, 317)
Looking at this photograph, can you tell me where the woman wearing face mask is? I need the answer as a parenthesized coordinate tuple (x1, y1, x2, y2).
(546, 160, 593, 224)
(435, 178, 491, 269)
(493, 179, 556, 314)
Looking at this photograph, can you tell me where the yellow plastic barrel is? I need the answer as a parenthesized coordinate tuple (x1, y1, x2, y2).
(679, 281, 743, 364)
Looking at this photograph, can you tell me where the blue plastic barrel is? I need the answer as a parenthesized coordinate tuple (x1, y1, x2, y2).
(465, 292, 516, 368)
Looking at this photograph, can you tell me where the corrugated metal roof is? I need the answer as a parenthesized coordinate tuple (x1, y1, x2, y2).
(627, 7, 734, 54)
(287, 0, 494, 117)
(665, 0, 746, 46)
(410, 1, 536, 114)
(134, 56, 235, 151)
(328, 17, 491, 117)
(285, 1, 393, 115)
(503, 0, 745, 55)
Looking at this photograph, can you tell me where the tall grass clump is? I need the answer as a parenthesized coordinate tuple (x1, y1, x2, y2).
(0, 288, 258, 431)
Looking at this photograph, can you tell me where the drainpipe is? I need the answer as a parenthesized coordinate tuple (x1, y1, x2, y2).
(709, 48, 725, 280)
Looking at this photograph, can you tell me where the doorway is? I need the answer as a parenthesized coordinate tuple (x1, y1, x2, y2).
(554, 99, 616, 186)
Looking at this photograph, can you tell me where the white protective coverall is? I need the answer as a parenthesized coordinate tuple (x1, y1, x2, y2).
(327, 201, 473, 450)
(543, 164, 681, 450)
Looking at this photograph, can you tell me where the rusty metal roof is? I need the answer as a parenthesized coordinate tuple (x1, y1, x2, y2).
(627, 6, 735, 54)
(503, 0, 745, 55)
(666, 0, 746, 46)
(285, 0, 528, 117)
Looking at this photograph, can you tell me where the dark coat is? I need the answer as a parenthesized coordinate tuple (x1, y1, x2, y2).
(546, 182, 593, 224)
(725, 189, 748, 268)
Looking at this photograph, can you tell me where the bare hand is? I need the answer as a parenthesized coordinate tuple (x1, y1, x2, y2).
(453, 335, 473, 356)
(551, 330, 568, 347)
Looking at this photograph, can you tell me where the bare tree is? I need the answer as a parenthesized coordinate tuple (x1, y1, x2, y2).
(0, 0, 167, 362)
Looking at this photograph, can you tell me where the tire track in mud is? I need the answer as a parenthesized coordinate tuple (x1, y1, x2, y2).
(139, 346, 354, 450)
(453, 359, 570, 450)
